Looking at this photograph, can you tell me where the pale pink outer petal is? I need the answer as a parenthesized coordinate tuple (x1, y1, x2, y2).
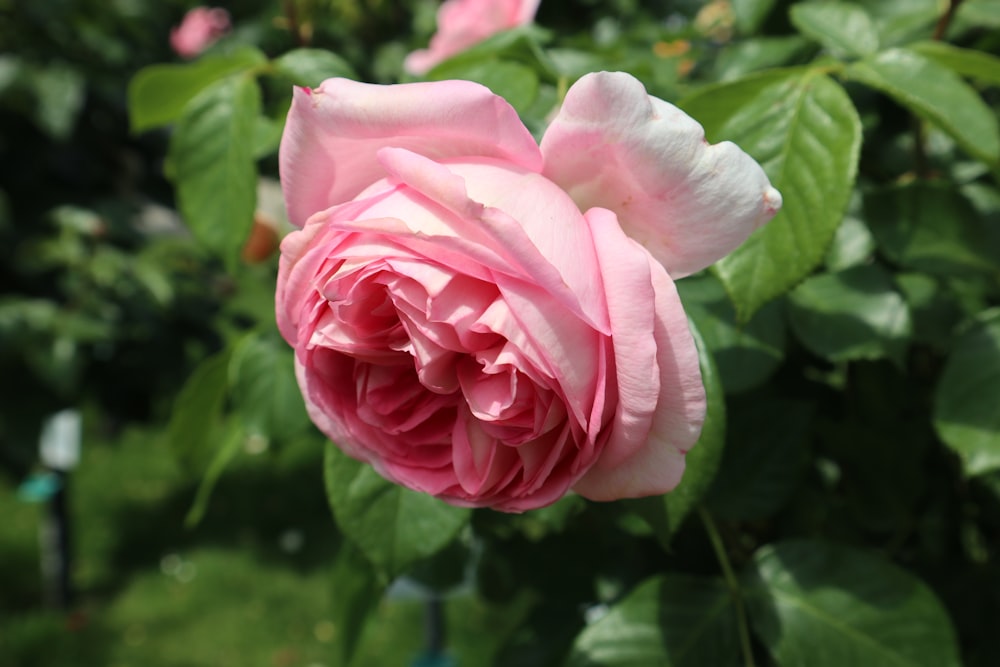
(404, 0, 541, 75)
(279, 78, 542, 226)
(540, 71, 782, 279)
(573, 207, 705, 500)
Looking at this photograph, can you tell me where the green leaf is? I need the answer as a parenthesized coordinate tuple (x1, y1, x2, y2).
(789, 2, 879, 58)
(32, 65, 85, 139)
(425, 26, 557, 81)
(707, 399, 813, 521)
(713, 36, 813, 82)
(864, 0, 941, 47)
(323, 443, 471, 578)
(787, 264, 912, 366)
(229, 331, 310, 441)
(272, 48, 357, 87)
(679, 273, 786, 394)
(744, 540, 962, 667)
(329, 542, 384, 667)
(896, 273, 965, 349)
(564, 575, 739, 667)
(625, 320, 725, 546)
(428, 60, 539, 114)
(732, 0, 777, 34)
(908, 41, 1000, 87)
(168, 75, 260, 267)
(167, 347, 232, 472)
(954, 0, 1000, 31)
(184, 420, 244, 527)
(681, 68, 862, 320)
(824, 196, 875, 271)
(864, 182, 1000, 279)
(128, 47, 266, 132)
(845, 48, 1000, 165)
(252, 114, 283, 160)
(934, 309, 1000, 476)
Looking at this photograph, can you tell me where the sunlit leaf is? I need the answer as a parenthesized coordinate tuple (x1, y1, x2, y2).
(272, 48, 356, 87)
(168, 74, 260, 267)
(681, 68, 862, 320)
(790, 2, 879, 58)
(846, 48, 1000, 165)
(128, 47, 266, 132)
(909, 41, 1000, 87)
(429, 59, 538, 113)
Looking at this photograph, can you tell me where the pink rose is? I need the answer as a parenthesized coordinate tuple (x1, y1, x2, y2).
(276, 72, 780, 511)
(170, 7, 231, 59)
(405, 0, 541, 75)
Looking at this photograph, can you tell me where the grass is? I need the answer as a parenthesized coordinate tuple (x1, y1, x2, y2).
(0, 418, 521, 666)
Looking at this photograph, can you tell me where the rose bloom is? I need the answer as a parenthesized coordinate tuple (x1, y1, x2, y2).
(276, 72, 781, 511)
(170, 6, 231, 59)
(405, 0, 541, 75)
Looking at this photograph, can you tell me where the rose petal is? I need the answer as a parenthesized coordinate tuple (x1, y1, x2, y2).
(573, 207, 705, 500)
(279, 78, 542, 226)
(375, 147, 611, 335)
(540, 71, 782, 278)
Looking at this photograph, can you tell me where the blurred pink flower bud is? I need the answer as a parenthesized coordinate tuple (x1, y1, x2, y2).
(170, 7, 231, 59)
(405, 0, 541, 75)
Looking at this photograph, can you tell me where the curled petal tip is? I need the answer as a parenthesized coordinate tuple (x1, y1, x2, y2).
(763, 186, 783, 219)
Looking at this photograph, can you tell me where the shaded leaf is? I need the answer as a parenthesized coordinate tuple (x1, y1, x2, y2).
(732, 0, 777, 34)
(679, 274, 786, 394)
(184, 420, 244, 527)
(787, 264, 912, 366)
(934, 309, 1000, 476)
(166, 347, 231, 472)
(323, 443, 471, 578)
(329, 542, 384, 667)
(896, 273, 965, 349)
(229, 330, 310, 441)
(565, 575, 739, 667)
(744, 540, 962, 667)
(707, 399, 813, 521)
(864, 182, 1000, 279)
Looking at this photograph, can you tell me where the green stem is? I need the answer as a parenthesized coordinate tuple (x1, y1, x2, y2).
(699, 506, 756, 667)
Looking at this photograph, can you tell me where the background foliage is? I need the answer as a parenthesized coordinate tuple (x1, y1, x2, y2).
(3, 0, 1000, 665)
